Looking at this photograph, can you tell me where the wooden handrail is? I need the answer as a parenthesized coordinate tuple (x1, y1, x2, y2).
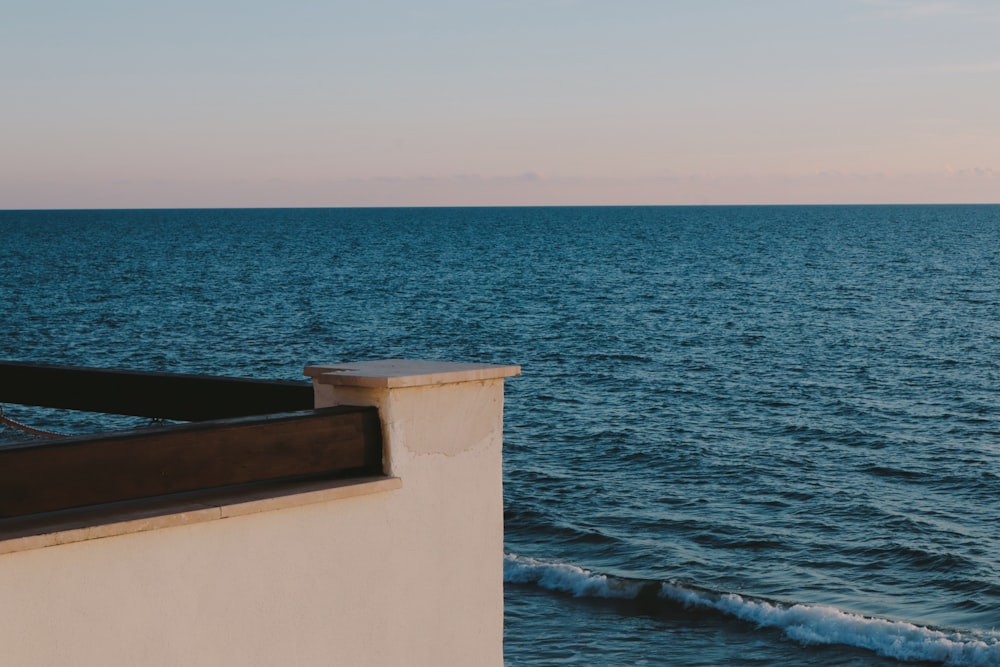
(0, 406, 382, 518)
(0, 361, 314, 421)
(0, 362, 385, 520)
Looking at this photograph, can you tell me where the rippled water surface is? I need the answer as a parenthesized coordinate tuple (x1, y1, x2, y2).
(3, 205, 999, 665)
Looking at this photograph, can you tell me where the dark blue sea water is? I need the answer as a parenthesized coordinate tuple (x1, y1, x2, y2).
(2, 205, 999, 665)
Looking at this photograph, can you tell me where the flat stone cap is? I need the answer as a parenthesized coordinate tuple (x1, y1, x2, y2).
(304, 359, 521, 389)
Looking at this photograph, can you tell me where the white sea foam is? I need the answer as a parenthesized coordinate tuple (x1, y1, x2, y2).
(504, 553, 1000, 666)
(503, 552, 645, 599)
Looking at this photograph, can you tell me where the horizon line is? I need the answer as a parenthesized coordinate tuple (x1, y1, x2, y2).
(4, 201, 1000, 213)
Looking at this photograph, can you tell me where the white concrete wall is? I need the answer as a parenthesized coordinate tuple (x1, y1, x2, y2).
(0, 360, 518, 667)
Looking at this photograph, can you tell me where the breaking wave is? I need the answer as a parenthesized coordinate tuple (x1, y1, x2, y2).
(504, 554, 1000, 666)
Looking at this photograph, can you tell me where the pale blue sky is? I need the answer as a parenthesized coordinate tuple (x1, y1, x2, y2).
(3, 0, 998, 208)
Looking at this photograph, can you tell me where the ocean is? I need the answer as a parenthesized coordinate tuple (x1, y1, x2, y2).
(2, 205, 999, 665)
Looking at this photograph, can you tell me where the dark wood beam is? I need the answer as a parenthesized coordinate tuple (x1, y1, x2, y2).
(0, 361, 314, 421)
(0, 406, 382, 518)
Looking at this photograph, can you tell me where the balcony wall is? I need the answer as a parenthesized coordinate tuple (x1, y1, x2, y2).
(0, 359, 518, 667)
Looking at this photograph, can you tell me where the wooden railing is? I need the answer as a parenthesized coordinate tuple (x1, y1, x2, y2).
(0, 361, 315, 420)
(0, 362, 383, 519)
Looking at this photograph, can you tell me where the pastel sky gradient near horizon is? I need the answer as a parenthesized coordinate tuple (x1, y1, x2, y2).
(3, 0, 999, 208)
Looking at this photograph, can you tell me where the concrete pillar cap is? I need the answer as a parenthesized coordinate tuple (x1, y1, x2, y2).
(304, 359, 520, 389)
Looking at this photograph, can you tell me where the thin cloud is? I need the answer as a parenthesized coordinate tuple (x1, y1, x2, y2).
(932, 61, 1000, 73)
(867, 59, 1000, 78)
(945, 165, 995, 178)
(860, 0, 1000, 21)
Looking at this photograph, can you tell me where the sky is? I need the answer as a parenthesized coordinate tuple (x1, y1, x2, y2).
(2, 0, 999, 208)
